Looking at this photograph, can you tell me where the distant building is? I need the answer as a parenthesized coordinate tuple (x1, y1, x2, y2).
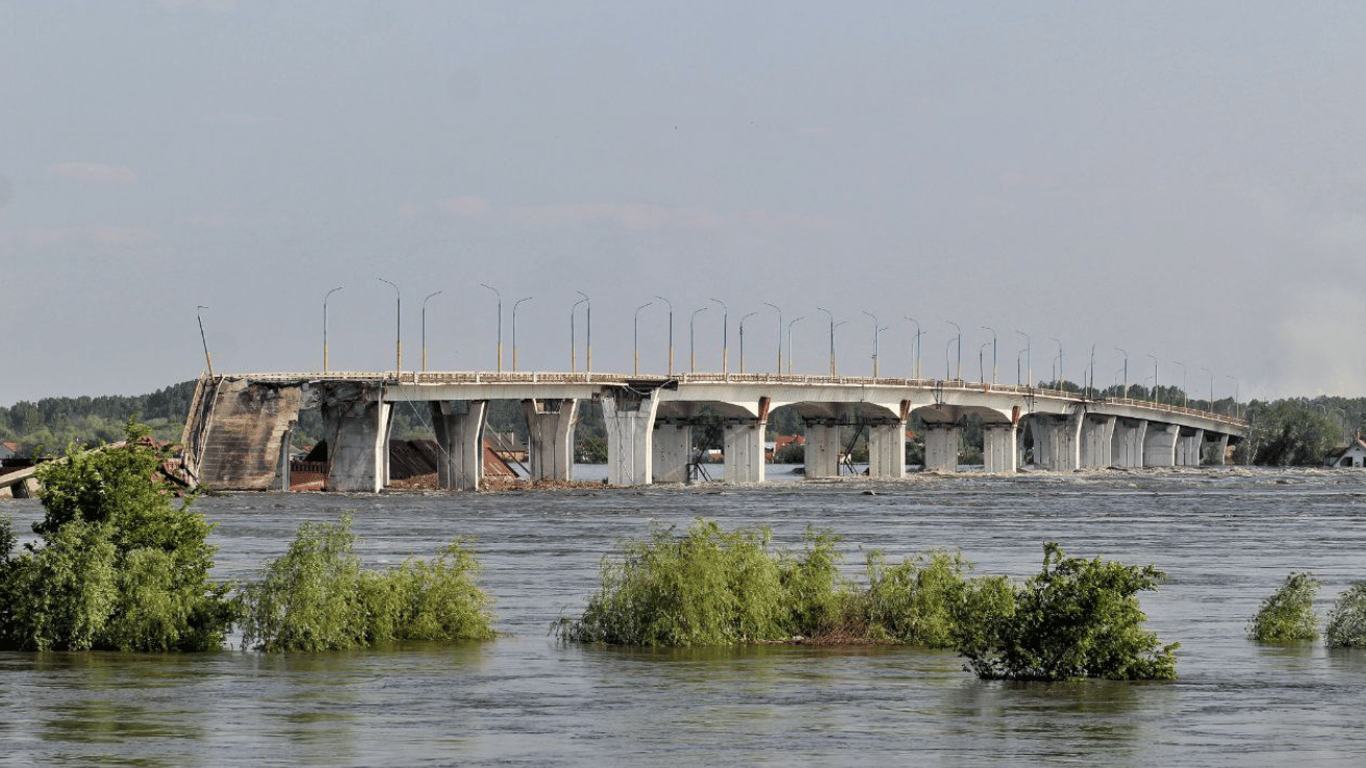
(1326, 436, 1366, 468)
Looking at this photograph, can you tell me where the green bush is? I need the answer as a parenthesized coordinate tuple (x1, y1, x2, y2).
(1325, 582, 1366, 648)
(557, 519, 1003, 648)
(1249, 572, 1321, 643)
(238, 514, 494, 652)
(953, 542, 1178, 681)
(0, 422, 234, 651)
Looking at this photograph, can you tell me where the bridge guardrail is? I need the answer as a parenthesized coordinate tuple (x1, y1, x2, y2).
(218, 370, 1248, 428)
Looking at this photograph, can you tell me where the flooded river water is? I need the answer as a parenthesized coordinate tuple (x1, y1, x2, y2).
(4, 467, 1366, 766)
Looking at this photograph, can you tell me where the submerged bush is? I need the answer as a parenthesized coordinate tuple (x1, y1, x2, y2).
(953, 542, 1178, 681)
(557, 519, 999, 648)
(238, 513, 494, 652)
(0, 423, 234, 652)
(1249, 572, 1321, 643)
(555, 519, 821, 646)
(1325, 582, 1366, 648)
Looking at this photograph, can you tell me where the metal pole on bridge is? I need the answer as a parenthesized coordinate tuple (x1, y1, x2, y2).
(655, 295, 674, 376)
(947, 321, 962, 380)
(981, 325, 997, 386)
(421, 290, 442, 372)
(818, 306, 837, 377)
(378, 278, 401, 375)
(479, 283, 503, 373)
(512, 296, 532, 372)
(739, 311, 757, 374)
(1017, 330, 1031, 389)
(197, 305, 214, 378)
(787, 315, 803, 375)
(765, 302, 782, 374)
(572, 293, 588, 372)
(710, 298, 728, 375)
(906, 317, 923, 380)
(1116, 348, 1128, 398)
(690, 306, 707, 373)
(322, 286, 342, 373)
(634, 301, 653, 376)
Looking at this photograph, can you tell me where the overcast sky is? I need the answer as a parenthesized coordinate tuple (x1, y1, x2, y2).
(3, 1, 1364, 407)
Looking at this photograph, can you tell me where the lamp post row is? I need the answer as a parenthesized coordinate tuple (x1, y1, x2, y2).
(306, 288, 1234, 412)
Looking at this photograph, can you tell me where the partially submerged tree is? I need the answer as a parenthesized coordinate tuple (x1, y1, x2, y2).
(1325, 582, 1366, 648)
(953, 542, 1178, 681)
(1249, 572, 1321, 643)
(238, 513, 495, 652)
(0, 421, 234, 651)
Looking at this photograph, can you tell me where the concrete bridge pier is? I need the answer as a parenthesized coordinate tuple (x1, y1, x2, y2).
(1080, 415, 1116, 468)
(803, 421, 843, 478)
(723, 419, 768, 483)
(1176, 428, 1205, 466)
(923, 423, 961, 472)
(866, 420, 907, 478)
(1030, 414, 1082, 470)
(523, 398, 578, 482)
(652, 420, 693, 483)
(323, 396, 393, 493)
(601, 391, 660, 486)
(982, 423, 1018, 473)
(1204, 433, 1230, 465)
(1143, 422, 1180, 467)
(1111, 418, 1147, 468)
(431, 400, 488, 491)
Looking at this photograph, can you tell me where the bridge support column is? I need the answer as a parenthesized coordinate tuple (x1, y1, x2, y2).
(867, 421, 907, 478)
(1081, 415, 1116, 468)
(323, 397, 393, 493)
(1176, 428, 1204, 466)
(601, 392, 660, 486)
(1204, 433, 1230, 466)
(431, 400, 487, 491)
(724, 420, 767, 484)
(522, 398, 577, 482)
(803, 421, 843, 478)
(1111, 418, 1147, 468)
(652, 421, 693, 483)
(923, 423, 960, 472)
(983, 423, 1018, 474)
(1030, 414, 1081, 471)
(1143, 422, 1180, 467)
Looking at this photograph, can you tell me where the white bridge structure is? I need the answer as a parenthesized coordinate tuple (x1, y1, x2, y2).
(180, 370, 1249, 492)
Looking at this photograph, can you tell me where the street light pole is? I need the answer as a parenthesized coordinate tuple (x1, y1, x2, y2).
(479, 283, 503, 373)
(322, 286, 342, 373)
(818, 306, 837, 376)
(579, 291, 592, 373)
(1017, 330, 1031, 388)
(655, 295, 674, 376)
(981, 325, 997, 386)
(1050, 336, 1063, 390)
(905, 317, 923, 380)
(571, 293, 588, 372)
(787, 316, 804, 375)
(739, 311, 757, 374)
(421, 290, 442, 372)
(1116, 348, 1128, 398)
(764, 302, 782, 373)
(863, 310, 881, 378)
(634, 301, 653, 376)
(197, 305, 214, 378)
(1174, 360, 1187, 408)
(512, 296, 532, 372)
(1147, 354, 1159, 403)
(690, 306, 708, 373)
(710, 298, 728, 375)
(1202, 367, 1214, 411)
(378, 278, 401, 375)
(946, 321, 962, 380)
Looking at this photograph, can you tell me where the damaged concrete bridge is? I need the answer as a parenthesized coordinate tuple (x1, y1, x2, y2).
(179, 370, 1249, 492)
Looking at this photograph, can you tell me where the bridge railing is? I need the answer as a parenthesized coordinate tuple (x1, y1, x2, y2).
(218, 370, 1247, 428)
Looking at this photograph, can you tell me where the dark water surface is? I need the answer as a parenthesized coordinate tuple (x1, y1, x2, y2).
(4, 467, 1366, 767)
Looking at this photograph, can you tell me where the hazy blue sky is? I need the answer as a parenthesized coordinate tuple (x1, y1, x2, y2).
(3, 1, 1364, 407)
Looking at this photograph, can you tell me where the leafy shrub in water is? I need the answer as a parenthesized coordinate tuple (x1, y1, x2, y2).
(953, 542, 1178, 681)
(555, 519, 815, 646)
(238, 513, 494, 652)
(838, 549, 977, 646)
(1325, 582, 1366, 648)
(1248, 571, 1321, 643)
(0, 422, 234, 652)
(557, 519, 1001, 648)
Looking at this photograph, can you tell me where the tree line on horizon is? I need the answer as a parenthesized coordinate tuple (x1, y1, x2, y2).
(1, 381, 1362, 468)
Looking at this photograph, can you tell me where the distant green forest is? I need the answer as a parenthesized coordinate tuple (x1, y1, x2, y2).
(3, 381, 1364, 467)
